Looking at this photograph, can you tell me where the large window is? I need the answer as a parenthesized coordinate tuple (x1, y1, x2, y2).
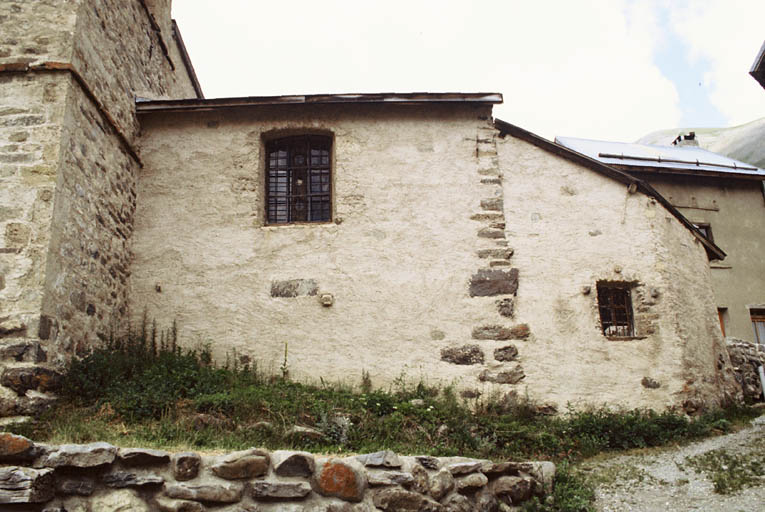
(597, 282, 634, 338)
(752, 309, 765, 345)
(266, 135, 331, 224)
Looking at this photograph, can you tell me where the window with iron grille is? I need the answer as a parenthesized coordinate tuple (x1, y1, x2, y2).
(597, 282, 634, 338)
(266, 135, 331, 224)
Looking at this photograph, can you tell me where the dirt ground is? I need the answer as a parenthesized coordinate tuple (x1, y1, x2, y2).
(578, 412, 765, 512)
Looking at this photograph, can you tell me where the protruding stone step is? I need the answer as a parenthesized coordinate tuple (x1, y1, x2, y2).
(1, 365, 62, 395)
(0, 466, 54, 504)
(42, 442, 117, 468)
(0, 339, 46, 363)
(165, 482, 244, 504)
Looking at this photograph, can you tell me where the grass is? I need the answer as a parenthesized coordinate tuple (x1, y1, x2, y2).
(3, 331, 761, 512)
(687, 435, 765, 494)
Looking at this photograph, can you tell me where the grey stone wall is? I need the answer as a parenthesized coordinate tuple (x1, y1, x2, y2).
(0, 433, 555, 511)
(40, 82, 140, 355)
(71, 0, 198, 141)
(0, 74, 67, 340)
(727, 339, 765, 402)
(0, 0, 200, 421)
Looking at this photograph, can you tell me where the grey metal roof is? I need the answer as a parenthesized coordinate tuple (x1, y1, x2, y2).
(136, 92, 503, 112)
(555, 136, 765, 179)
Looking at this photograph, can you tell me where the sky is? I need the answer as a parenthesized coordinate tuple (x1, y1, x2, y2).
(172, 0, 765, 142)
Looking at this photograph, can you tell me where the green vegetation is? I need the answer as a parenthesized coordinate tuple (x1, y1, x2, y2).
(4, 331, 761, 512)
(687, 439, 765, 494)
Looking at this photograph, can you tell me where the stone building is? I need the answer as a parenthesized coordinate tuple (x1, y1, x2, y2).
(0, 0, 741, 418)
(555, 136, 765, 345)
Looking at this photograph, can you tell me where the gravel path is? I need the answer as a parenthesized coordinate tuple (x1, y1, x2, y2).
(579, 414, 765, 512)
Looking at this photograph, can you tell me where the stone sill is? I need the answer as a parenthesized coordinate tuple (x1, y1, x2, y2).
(261, 221, 337, 230)
(605, 336, 648, 341)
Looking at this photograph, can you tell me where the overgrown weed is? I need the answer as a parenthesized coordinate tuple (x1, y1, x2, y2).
(7, 329, 762, 511)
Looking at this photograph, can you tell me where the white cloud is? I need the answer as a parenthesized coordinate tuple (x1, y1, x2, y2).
(668, 0, 765, 126)
(172, 0, 705, 141)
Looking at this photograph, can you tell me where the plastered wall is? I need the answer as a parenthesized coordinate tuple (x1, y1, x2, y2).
(132, 104, 508, 389)
(638, 175, 765, 343)
(131, 105, 738, 410)
(495, 135, 738, 410)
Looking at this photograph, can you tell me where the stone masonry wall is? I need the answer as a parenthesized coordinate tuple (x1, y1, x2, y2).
(39, 82, 141, 357)
(495, 134, 739, 411)
(0, 73, 68, 340)
(71, 0, 198, 141)
(0, 433, 555, 511)
(0, 0, 199, 421)
(727, 339, 765, 402)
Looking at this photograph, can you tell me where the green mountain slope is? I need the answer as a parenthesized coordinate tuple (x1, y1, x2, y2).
(637, 117, 765, 169)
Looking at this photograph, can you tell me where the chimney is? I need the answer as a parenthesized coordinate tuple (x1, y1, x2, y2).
(672, 131, 699, 147)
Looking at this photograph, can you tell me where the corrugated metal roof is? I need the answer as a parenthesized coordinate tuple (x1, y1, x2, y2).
(555, 136, 765, 178)
(136, 92, 503, 113)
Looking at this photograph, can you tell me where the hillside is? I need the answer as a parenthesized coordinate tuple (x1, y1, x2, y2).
(637, 117, 765, 169)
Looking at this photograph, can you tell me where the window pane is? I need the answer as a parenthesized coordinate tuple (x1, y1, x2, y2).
(266, 135, 331, 224)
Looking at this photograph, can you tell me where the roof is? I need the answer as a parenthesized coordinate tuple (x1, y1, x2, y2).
(555, 136, 765, 180)
(171, 20, 204, 99)
(751, 40, 765, 89)
(136, 92, 503, 113)
(494, 119, 726, 261)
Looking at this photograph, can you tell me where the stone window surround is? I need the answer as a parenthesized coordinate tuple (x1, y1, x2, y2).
(262, 129, 335, 226)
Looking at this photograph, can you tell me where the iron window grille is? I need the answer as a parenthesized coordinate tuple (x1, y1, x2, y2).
(597, 283, 634, 338)
(266, 135, 331, 224)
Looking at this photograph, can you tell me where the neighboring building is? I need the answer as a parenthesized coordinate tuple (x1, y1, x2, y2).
(0, 0, 741, 417)
(555, 136, 765, 345)
(751, 40, 765, 90)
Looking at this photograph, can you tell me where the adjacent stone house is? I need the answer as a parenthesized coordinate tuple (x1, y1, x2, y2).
(0, 0, 740, 418)
(555, 136, 765, 345)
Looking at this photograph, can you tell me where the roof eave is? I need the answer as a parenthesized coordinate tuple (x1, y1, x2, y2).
(136, 92, 503, 113)
(171, 20, 204, 99)
(494, 118, 726, 261)
(609, 164, 765, 181)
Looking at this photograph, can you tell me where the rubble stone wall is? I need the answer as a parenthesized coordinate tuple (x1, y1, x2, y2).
(0, 0, 200, 421)
(71, 0, 199, 141)
(0, 73, 68, 342)
(0, 433, 554, 511)
(39, 82, 141, 357)
(727, 339, 765, 401)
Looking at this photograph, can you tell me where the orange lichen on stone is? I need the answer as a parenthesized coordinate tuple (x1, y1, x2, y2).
(0, 432, 35, 459)
(315, 460, 365, 502)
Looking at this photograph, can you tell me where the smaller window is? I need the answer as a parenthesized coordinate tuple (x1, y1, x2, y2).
(718, 307, 729, 337)
(751, 308, 765, 345)
(597, 282, 634, 338)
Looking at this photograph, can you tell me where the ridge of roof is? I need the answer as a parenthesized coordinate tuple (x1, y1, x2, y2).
(136, 92, 503, 112)
(494, 118, 726, 261)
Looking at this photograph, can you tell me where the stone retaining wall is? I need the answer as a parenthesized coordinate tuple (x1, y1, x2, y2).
(727, 339, 765, 402)
(0, 433, 554, 511)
